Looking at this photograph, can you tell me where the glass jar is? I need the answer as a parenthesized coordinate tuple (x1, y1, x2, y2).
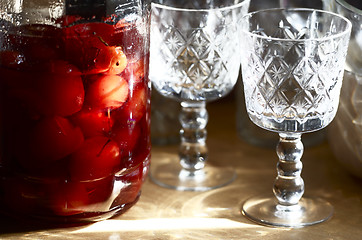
(0, 0, 151, 223)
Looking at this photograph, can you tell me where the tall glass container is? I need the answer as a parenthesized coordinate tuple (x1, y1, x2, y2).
(0, 0, 151, 223)
(324, 0, 362, 178)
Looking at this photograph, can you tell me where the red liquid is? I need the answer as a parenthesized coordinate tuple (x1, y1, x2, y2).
(0, 17, 150, 222)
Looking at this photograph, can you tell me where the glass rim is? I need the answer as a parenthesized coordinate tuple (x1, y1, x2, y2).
(336, 0, 362, 15)
(151, 0, 250, 13)
(241, 8, 352, 42)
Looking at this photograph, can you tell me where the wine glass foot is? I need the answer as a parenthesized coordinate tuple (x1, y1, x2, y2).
(241, 196, 333, 228)
(150, 159, 236, 191)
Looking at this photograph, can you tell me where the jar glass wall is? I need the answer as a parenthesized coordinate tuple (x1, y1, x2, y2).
(0, 0, 151, 223)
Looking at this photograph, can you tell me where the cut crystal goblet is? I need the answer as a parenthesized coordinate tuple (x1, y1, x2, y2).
(149, 0, 250, 191)
(239, 8, 351, 227)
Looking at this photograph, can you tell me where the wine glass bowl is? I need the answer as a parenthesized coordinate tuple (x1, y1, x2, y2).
(240, 8, 351, 227)
(149, 0, 250, 191)
(150, 0, 250, 102)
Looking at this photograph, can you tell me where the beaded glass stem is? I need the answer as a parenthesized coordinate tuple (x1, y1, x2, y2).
(240, 8, 351, 227)
(149, 0, 250, 191)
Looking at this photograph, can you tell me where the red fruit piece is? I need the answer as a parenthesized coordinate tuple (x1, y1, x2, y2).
(107, 46, 128, 75)
(6, 87, 44, 120)
(25, 43, 61, 63)
(116, 84, 148, 122)
(41, 60, 82, 75)
(49, 181, 89, 216)
(110, 21, 145, 59)
(85, 176, 115, 205)
(111, 121, 141, 159)
(2, 60, 84, 118)
(69, 136, 120, 181)
(86, 75, 129, 109)
(18, 116, 84, 170)
(121, 57, 148, 85)
(71, 108, 113, 138)
(124, 122, 151, 169)
(80, 45, 114, 74)
(36, 60, 85, 116)
(63, 22, 115, 74)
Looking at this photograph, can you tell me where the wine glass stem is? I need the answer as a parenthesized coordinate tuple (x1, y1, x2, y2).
(274, 133, 305, 206)
(178, 101, 208, 172)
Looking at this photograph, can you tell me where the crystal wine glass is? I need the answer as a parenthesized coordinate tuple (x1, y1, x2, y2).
(149, 0, 250, 191)
(239, 8, 351, 227)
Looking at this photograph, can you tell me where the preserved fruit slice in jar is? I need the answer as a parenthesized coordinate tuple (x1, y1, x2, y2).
(86, 75, 129, 109)
(63, 22, 116, 74)
(86, 176, 115, 205)
(3, 60, 85, 118)
(71, 108, 114, 138)
(111, 21, 145, 60)
(121, 57, 148, 84)
(49, 181, 90, 216)
(17, 116, 84, 170)
(107, 46, 128, 75)
(115, 84, 147, 122)
(69, 136, 120, 181)
(111, 121, 141, 159)
(36, 60, 85, 116)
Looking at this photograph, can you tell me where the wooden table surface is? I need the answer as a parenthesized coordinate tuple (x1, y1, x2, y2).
(0, 98, 361, 240)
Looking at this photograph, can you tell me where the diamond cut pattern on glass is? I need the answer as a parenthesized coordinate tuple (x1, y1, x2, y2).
(162, 27, 229, 91)
(164, 28, 185, 56)
(243, 21, 350, 124)
(265, 57, 289, 86)
(150, 1, 251, 101)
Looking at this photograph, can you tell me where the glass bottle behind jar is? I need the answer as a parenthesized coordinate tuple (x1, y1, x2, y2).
(324, 0, 362, 178)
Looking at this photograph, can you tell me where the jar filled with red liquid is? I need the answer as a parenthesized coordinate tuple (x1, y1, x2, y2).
(0, 0, 151, 223)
